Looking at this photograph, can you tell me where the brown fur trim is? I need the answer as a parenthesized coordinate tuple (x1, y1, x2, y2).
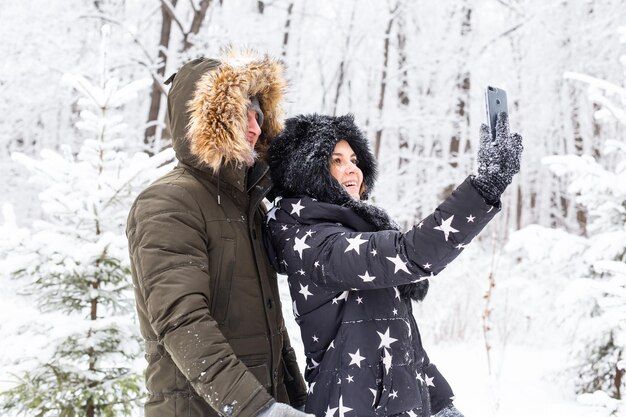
(186, 49, 287, 172)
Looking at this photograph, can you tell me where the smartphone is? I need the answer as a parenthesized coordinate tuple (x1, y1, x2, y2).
(485, 86, 508, 140)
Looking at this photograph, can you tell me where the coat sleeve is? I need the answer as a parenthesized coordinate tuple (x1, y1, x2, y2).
(127, 183, 273, 417)
(422, 350, 454, 415)
(280, 330, 308, 407)
(278, 176, 499, 291)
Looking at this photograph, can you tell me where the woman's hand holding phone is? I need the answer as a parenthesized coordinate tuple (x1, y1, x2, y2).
(471, 104, 523, 204)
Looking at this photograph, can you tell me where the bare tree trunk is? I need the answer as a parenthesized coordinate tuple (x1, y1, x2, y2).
(332, 2, 356, 115)
(374, 3, 398, 159)
(144, 0, 213, 149)
(281, 2, 294, 57)
(396, 11, 410, 169)
(183, 0, 212, 51)
(144, 0, 178, 147)
(449, 2, 472, 168)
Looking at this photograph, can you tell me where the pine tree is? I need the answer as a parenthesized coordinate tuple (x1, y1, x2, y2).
(0, 25, 174, 417)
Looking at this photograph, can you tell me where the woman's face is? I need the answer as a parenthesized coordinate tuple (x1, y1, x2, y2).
(330, 140, 363, 200)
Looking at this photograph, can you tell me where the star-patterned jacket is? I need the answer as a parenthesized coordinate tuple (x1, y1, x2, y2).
(264, 178, 499, 417)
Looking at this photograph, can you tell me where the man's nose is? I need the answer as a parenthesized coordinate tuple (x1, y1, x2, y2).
(249, 117, 261, 137)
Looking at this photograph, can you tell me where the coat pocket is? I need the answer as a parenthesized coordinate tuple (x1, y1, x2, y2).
(210, 237, 236, 324)
(372, 349, 392, 411)
(241, 355, 272, 389)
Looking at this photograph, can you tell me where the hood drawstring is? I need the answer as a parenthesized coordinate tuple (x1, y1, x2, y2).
(217, 169, 222, 205)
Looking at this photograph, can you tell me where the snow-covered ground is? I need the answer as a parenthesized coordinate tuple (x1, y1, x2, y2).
(429, 343, 612, 417)
(1, 271, 619, 417)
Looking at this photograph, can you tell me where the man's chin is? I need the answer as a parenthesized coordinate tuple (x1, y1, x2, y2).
(246, 150, 258, 167)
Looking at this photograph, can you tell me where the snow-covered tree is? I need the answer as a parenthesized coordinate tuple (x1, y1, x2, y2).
(543, 148, 626, 400)
(0, 26, 174, 417)
(542, 30, 626, 407)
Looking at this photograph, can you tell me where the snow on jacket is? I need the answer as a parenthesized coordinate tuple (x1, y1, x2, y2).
(263, 114, 500, 417)
(126, 50, 307, 417)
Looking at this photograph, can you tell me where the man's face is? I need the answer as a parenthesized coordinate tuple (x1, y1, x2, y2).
(246, 109, 262, 166)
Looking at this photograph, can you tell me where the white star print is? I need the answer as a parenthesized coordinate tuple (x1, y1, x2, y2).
(290, 200, 305, 216)
(382, 348, 392, 374)
(389, 390, 398, 399)
(369, 388, 378, 407)
(466, 214, 475, 222)
(327, 340, 335, 350)
(325, 405, 338, 417)
(417, 221, 424, 229)
(416, 371, 424, 384)
(392, 308, 398, 315)
(377, 327, 398, 349)
(455, 243, 466, 250)
(348, 349, 366, 368)
(358, 271, 376, 282)
(305, 230, 315, 238)
(314, 261, 320, 267)
(281, 225, 288, 231)
(433, 215, 459, 241)
(337, 395, 353, 417)
(332, 291, 349, 304)
(423, 262, 431, 269)
(292, 300, 299, 317)
(425, 374, 435, 387)
(312, 335, 319, 342)
(407, 411, 418, 417)
(386, 254, 410, 274)
(371, 249, 377, 256)
(393, 286, 401, 300)
(356, 296, 363, 304)
(299, 283, 313, 300)
(345, 375, 354, 383)
(298, 269, 306, 275)
(293, 235, 310, 259)
(308, 382, 316, 394)
(266, 206, 278, 223)
(344, 233, 368, 254)
(307, 358, 319, 370)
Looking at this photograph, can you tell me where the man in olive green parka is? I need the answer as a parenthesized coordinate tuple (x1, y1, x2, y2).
(126, 49, 309, 417)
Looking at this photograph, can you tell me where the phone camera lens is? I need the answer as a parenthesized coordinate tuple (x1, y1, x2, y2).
(496, 99, 501, 104)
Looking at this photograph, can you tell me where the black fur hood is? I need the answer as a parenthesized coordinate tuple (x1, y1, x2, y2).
(268, 113, 428, 301)
(268, 113, 396, 231)
(269, 113, 375, 198)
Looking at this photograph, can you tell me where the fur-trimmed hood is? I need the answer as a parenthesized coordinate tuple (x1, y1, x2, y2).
(167, 49, 287, 172)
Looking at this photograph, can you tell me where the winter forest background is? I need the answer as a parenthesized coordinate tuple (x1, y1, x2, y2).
(0, 0, 625, 416)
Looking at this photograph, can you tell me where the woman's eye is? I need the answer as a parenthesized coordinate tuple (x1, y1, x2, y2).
(333, 158, 342, 165)
(352, 159, 358, 165)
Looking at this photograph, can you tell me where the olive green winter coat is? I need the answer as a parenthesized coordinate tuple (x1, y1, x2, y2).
(126, 50, 307, 417)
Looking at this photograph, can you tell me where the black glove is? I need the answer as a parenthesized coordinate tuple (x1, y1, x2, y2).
(471, 112, 523, 204)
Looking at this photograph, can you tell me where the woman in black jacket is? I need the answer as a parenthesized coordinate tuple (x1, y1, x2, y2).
(264, 113, 522, 417)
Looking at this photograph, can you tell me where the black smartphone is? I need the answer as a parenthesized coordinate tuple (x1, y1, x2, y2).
(485, 86, 508, 140)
